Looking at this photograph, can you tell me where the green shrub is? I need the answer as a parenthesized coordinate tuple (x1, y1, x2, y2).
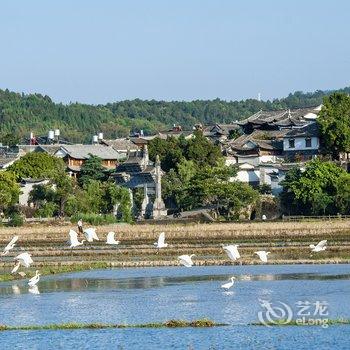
(70, 213, 117, 225)
(35, 202, 58, 218)
(8, 213, 24, 227)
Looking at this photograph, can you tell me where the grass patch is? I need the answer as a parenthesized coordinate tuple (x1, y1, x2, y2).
(0, 319, 224, 332)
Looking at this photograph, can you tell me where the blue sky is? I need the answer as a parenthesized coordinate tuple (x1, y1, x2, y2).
(0, 0, 349, 103)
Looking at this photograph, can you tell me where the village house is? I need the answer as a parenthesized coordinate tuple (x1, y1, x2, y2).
(223, 106, 322, 194)
(54, 144, 123, 177)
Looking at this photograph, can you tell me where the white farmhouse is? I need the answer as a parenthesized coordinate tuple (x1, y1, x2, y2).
(283, 122, 319, 161)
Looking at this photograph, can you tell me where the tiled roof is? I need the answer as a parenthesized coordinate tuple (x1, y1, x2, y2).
(284, 122, 319, 138)
(59, 144, 122, 160)
(102, 139, 140, 151)
(238, 107, 320, 127)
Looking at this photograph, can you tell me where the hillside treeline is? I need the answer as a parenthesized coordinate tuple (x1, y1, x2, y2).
(1, 87, 350, 143)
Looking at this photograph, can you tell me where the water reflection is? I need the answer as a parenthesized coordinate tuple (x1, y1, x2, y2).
(0, 265, 349, 327)
(0, 270, 349, 296)
(28, 286, 40, 295)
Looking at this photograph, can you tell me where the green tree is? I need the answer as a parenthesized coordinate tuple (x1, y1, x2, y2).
(79, 154, 107, 187)
(0, 171, 20, 213)
(185, 130, 222, 167)
(8, 152, 66, 181)
(317, 92, 350, 159)
(280, 159, 350, 215)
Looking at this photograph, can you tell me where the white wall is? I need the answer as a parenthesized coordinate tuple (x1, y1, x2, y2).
(283, 136, 319, 152)
(19, 180, 50, 206)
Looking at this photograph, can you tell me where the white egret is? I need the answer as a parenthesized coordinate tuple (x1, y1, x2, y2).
(221, 277, 235, 290)
(12, 252, 33, 274)
(154, 232, 168, 249)
(28, 270, 41, 287)
(84, 228, 99, 242)
(68, 229, 85, 248)
(310, 240, 327, 252)
(222, 244, 240, 261)
(255, 250, 270, 263)
(106, 232, 120, 245)
(1, 235, 19, 256)
(178, 254, 195, 267)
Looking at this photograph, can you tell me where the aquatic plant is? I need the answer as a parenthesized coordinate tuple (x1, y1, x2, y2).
(0, 319, 223, 332)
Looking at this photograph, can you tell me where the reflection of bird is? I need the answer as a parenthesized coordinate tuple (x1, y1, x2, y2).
(68, 230, 85, 248)
(255, 251, 270, 263)
(154, 232, 168, 249)
(28, 270, 41, 287)
(310, 240, 327, 252)
(12, 285, 21, 295)
(12, 252, 33, 273)
(222, 244, 240, 261)
(28, 285, 40, 295)
(106, 232, 120, 245)
(1, 235, 19, 256)
(84, 228, 99, 242)
(221, 277, 235, 290)
(178, 254, 195, 267)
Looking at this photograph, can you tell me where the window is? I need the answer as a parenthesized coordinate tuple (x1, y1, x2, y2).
(288, 139, 295, 149)
(305, 138, 312, 148)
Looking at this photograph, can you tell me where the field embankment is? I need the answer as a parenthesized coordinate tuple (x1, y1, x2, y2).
(0, 220, 349, 280)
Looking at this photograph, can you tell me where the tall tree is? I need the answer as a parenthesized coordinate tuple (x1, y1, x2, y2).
(317, 92, 350, 159)
(78, 154, 107, 187)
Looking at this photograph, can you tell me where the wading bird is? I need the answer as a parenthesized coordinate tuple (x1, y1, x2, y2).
(84, 228, 99, 242)
(68, 229, 85, 248)
(222, 244, 240, 261)
(12, 252, 33, 274)
(28, 270, 41, 287)
(178, 254, 195, 267)
(221, 276, 235, 290)
(106, 232, 120, 245)
(255, 250, 270, 263)
(154, 232, 168, 249)
(310, 240, 327, 252)
(1, 235, 19, 256)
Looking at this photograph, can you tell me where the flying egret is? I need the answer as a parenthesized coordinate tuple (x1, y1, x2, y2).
(178, 254, 195, 267)
(28, 270, 41, 287)
(68, 229, 85, 248)
(12, 252, 33, 274)
(154, 232, 168, 249)
(84, 228, 99, 242)
(221, 276, 235, 290)
(106, 232, 120, 245)
(222, 244, 240, 261)
(310, 240, 327, 252)
(255, 251, 270, 263)
(1, 235, 19, 256)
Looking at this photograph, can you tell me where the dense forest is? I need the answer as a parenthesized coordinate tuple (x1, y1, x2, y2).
(1, 87, 350, 143)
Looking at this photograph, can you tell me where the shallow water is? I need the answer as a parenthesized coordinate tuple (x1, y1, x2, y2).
(0, 264, 349, 349)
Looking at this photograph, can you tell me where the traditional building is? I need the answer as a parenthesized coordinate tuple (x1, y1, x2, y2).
(283, 122, 319, 161)
(54, 144, 122, 177)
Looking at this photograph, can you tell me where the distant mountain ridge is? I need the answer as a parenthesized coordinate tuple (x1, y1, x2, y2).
(1, 87, 349, 143)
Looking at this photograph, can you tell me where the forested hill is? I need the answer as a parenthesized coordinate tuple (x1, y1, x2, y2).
(1, 87, 350, 143)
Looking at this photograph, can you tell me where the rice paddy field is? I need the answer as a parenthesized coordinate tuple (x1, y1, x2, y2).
(0, 220, 350, 280)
